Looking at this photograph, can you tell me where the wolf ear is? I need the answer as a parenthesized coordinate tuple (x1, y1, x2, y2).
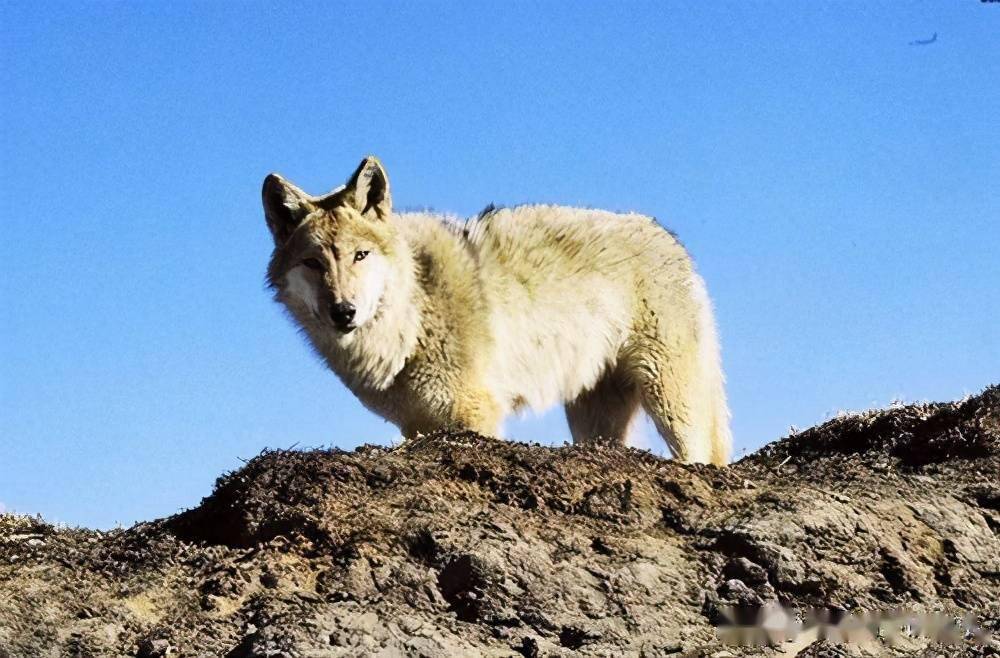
(262, 174, 316, 245)
(345, 156, 392, 220)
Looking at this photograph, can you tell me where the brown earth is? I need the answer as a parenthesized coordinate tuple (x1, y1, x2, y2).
(1, 386, 998, 657)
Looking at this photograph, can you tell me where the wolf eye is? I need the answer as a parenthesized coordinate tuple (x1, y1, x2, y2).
(354, 250, 370, 263)
(302, 258, 324, 271)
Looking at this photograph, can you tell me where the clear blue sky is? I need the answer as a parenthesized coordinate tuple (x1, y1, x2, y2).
(1, 3, 997, 529)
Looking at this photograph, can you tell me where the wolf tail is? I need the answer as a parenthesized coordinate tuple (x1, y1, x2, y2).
(709, 379, 733, 466)
(692, 273, 733, 466)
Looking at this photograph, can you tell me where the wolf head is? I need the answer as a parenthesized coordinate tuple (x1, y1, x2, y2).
(263, 156, 398, 334)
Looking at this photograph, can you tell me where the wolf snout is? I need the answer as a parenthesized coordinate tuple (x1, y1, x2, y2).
(330, 302, 356, 331)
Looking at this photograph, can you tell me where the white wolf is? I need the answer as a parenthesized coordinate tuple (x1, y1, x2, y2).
(263, 156, 731, 464)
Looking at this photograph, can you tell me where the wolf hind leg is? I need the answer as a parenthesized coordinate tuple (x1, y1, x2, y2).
(565, 368, 641, 447)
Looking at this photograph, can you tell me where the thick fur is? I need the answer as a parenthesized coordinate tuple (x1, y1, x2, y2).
(263, 157, 732, 465)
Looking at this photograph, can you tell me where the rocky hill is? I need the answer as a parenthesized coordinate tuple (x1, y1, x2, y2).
(1, 387, 998, 657)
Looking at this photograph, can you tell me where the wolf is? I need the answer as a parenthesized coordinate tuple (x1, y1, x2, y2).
(262, 156, 731, 464)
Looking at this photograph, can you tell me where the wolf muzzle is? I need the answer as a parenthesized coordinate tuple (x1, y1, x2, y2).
(330, 302, 356, 332)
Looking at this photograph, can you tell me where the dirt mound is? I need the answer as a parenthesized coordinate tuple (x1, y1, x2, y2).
(2, 387, 998, 657)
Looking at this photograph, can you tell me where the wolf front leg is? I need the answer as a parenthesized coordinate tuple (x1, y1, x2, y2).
(399, 388, 503, 438)
(451, 388, 504, 437)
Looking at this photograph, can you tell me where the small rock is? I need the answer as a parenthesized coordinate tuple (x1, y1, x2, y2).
(355, 611, 379, 633)
(723, 557, 769, 586)
(136, 638, 171, 658)
(718, 579, 762, 608)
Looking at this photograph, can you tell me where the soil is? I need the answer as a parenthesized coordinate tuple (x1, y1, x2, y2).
(2, 386, 998, 657)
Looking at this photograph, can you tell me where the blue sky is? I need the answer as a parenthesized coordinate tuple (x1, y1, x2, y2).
(1, 2, 997, 529)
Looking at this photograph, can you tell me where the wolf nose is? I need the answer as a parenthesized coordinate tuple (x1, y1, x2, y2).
(330, 302, 356, 328)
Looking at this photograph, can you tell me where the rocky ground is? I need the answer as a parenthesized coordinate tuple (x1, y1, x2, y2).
(1, 386, 998, 657)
